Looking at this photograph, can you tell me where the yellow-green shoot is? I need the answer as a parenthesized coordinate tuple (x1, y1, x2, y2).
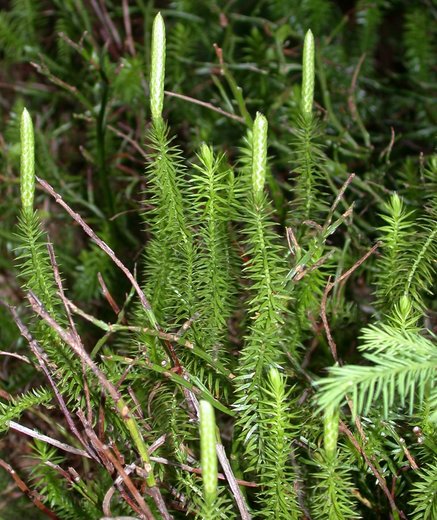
(150, 13, 166, 123)
(20, 108, 35, 212)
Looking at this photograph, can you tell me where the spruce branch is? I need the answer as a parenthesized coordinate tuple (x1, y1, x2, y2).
(318, 324, 437, 419)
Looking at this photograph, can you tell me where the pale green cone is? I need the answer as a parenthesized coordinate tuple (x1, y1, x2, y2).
(323, 407, 339, 460)
(252, 112, 268, 200)
(150, 13, 166, 122)
(268, 366, 281, 387)
(199, 400, 218, 504)
(301, 29, 315, 117)
(20, 108, 35, 212)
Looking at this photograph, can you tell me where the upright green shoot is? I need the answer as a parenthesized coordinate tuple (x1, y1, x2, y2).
(258, 368, 300, 518)
(139, 12, 194, 330)
(290, 28, 326, 227)
(234, 113, 292, 471)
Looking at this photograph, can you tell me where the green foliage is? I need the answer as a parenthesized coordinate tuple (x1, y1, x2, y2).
(318, 324, 437, 419)
(233, 117, 292, 472)
(199, 400, 218, 507)
(0, 2, 436, 519)
(374, 193, 414, 311)
(404, 7, 435, 83)
(0, 387, 53, 433)
(310, 452, 359, 520)
(141, 119, 194, 327)
(257, 368, 299, 519)
(375, 193, 437, 313)
(289, 30, 327, 227)
(409, 462, 437, 519)
(30, 441, 102, 520)
(188, 144, 236, 357)
(0, 0, 42, 61)
(15, 111, 84, 405)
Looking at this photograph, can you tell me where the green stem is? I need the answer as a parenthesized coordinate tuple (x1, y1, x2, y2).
(218, 53, 253, 128)
(105, 355, 235, 416)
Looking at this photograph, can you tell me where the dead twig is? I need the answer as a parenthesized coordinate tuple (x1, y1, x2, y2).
(148, 455, 257, 488)
(339, 421, 406, 519)
(318, 240, 404, 519)
(320, 242, 380, 361)
(98, 272, 121, 315)
(323, 173, 356, 233)
(65, 298, 194, 349)
(89, 0, 121, 51)
(6, 421, 91, 458)
(347, 53, 371, 148)
(37, 177, 158, 329)
(0, 350, 31, 364)
(47, 243, 79, 339)
(8, 305, 95, 458)
(293, 251, 335, 282)
(216, 443, 253, 520)
(78, 411, 154, 520)
(26, 291, 171, 517)
(107, 124, 149, 160)
(122, 0, 135, 56)
(102, 463, 136, 517)
(175, 312, 201, 339)
(347, 53, 366, 121)
(286, 227, 300, 257)
(0, 458, 60, 520)
(148, 434, 167, 455)
(164, 90, 244, 123)
(380, 126, 395, 163)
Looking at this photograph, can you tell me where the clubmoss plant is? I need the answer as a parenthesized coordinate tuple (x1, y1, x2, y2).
(233, 112, 292, 472)
(258, 368, 300, 518)
(0, 5, 436, 520)
(16, 109, 84, 403)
